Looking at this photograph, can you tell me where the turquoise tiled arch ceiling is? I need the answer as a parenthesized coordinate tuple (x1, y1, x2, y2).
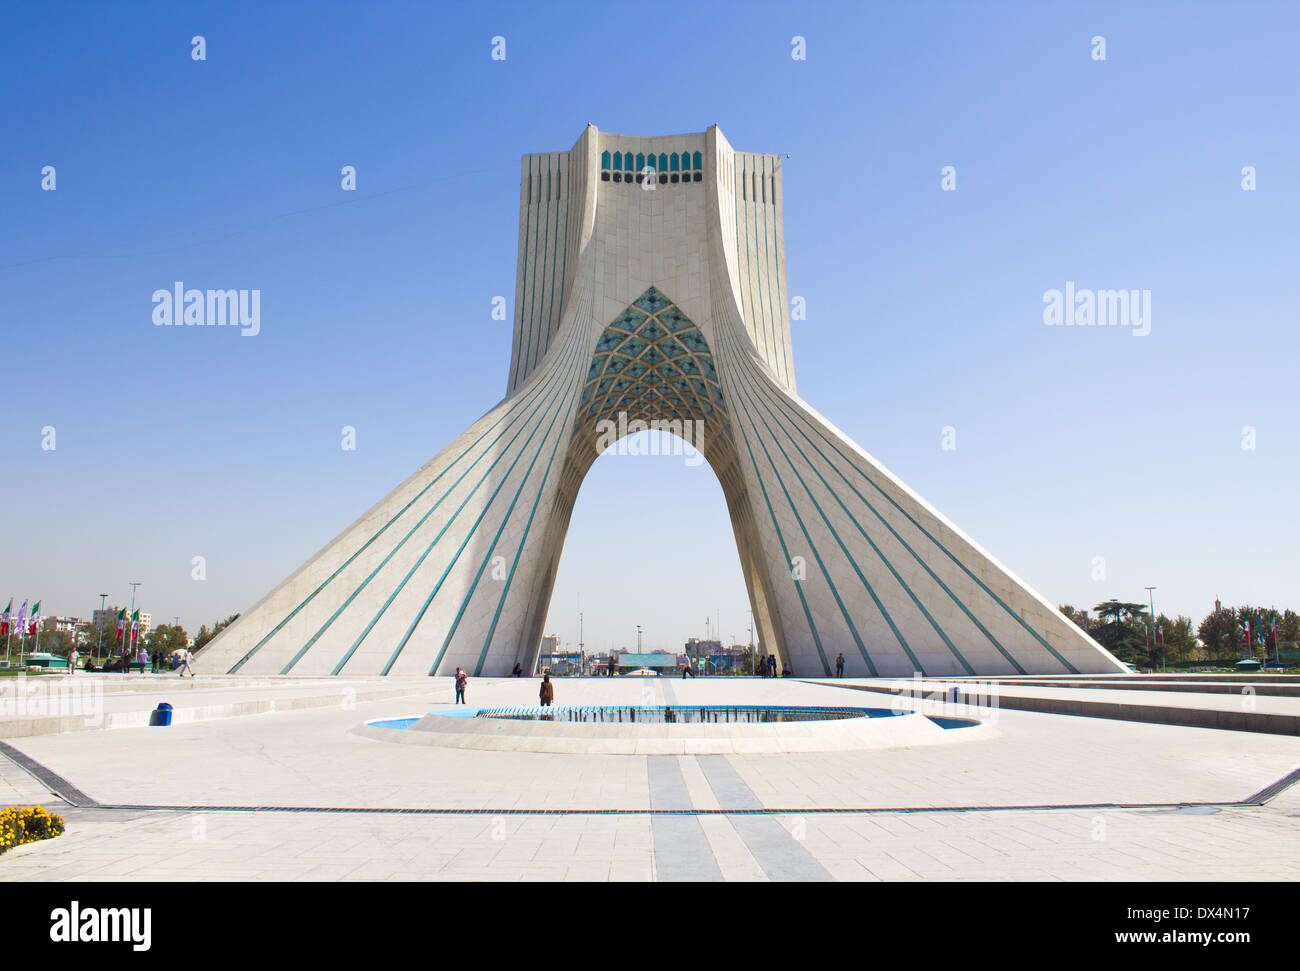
(579, 287, 726, 430)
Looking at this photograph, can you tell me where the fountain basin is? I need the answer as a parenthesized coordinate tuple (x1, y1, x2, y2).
(355, 704, 995, 754)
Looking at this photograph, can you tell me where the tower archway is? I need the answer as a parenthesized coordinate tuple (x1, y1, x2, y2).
(198, 125, 1125, 679)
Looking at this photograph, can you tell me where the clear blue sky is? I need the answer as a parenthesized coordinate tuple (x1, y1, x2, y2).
(1, 1, 1296, 652)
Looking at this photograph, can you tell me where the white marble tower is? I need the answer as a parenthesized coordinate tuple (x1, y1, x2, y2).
(197, 126, 1125, 678)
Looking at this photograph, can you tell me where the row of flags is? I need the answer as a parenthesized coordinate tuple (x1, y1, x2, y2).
(0, 601, 141, 642)
(115, 608, 142, 643)
(0, 599, 40, 638)
(1241, 609, 1280, 648)
(1145, 612, 1279, 649)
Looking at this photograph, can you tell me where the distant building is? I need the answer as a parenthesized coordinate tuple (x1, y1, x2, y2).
(684, 637, 747, 673)
(93, 609, 152, 637)
(41, 615, 84, 634)
(536, 634, 583, 674)
(684, 637, 721, 657)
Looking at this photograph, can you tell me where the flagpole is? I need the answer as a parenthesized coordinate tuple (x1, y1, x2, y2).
(12, 601, 22, 666)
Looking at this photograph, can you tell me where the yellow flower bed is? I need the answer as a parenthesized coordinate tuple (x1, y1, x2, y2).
(0, 806, 65, 854)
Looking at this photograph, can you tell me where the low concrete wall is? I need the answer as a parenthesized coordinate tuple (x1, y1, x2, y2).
(841, 683, 1300, 737)
(0, 686, 431, 739)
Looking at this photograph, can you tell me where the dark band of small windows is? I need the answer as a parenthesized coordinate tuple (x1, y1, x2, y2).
(599, 149, 703, 185)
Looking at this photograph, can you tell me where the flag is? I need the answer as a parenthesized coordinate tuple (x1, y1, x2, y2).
(16, 600, 27, 636)
(1157, 622, 1164, 645)
(0, 600, 10, 637)
(116, 608, 126, 642)
(27, 601, 40, 636)
(130, 610, 140, 642)
(1271, 612, 1278, 642)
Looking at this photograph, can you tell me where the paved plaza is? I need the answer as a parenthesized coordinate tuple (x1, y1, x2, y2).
(1, 674, 1297, 881)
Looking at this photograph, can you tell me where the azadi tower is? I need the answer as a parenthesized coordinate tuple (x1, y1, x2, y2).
(199, 126, 1125, 678)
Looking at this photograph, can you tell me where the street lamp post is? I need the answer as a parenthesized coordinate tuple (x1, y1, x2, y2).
(1144, 586, 1158, 671)
(128, 582, 141, 669)
(97, 593, 107, 664)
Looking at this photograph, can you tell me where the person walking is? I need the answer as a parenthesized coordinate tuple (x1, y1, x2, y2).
(177, 649, 195, 677)
(512, 662, 522, 677)
(455, 666, 468, 704)
(767, 654, 776, 678)
(539, 673, 554, 707)
(67, 646, 78, 675)
(835, 653, 845, 678)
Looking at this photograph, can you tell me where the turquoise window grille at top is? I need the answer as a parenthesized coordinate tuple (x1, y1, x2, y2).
(601, 149, 703, 184)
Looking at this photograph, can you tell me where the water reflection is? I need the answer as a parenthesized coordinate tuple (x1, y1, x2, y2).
(475, 705, 874, 724)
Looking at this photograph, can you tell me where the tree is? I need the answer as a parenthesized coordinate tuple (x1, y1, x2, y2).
(145, 624, 189, 657)
(1059, 605, 1100, 634)
(34, 622, 73, 656)
(1092, 600, 1151, 667)
(1197, 608, 1242, 660)
(1279, 610, 1300, 644)
(193, 614, 240, 651)
(1148, 614, 1197, 665)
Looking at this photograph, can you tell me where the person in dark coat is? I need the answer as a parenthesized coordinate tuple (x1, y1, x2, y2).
(539, 673, 554, 707)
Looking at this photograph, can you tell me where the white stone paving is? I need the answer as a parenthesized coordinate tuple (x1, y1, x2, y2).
(0, 676, 1296, 881)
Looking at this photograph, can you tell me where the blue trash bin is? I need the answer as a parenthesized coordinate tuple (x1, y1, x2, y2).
(149, 703, 173, 727)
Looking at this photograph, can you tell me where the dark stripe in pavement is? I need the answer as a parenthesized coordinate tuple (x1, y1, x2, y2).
(647, 755, 722, 881)
(3, 744, 1296, 817)
(0, 739, 100, 806)
(696, 754, 834, 881)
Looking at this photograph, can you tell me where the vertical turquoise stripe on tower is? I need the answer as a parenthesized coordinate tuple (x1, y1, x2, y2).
(329, 326, 586, 676)
(226, 360, 565, 674)
(510, 156, 535, 392)
(748, 351, 1059, 674)
(720, 321, 904, 676)
(419, 333, 586, 676)
(725, 328, 973, 676)
(278, 344, 578, 674)
(375, 325, 587, 676)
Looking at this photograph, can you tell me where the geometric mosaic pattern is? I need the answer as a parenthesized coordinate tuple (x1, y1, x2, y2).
(579, 287, 725, 428)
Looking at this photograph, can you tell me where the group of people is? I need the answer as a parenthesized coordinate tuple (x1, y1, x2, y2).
(760, 652, 852, 677)
(67, 646, 194, 676)
(453, 667, 553, 706)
